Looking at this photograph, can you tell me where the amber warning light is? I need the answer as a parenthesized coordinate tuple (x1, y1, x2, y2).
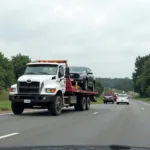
(31, 60, 67, 63)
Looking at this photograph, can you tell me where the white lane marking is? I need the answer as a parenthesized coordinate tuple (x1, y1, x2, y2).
(0, 133, 19, 140)
(137, 101, 150, 106)
(93, 112, 99, 114)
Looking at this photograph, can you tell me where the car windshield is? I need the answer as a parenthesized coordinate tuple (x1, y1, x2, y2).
(118, 94, 128, 97)
(69, 67, 87, 73)
(24, 64, 58, 75)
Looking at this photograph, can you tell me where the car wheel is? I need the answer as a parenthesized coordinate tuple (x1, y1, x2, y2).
(83, 80, 88, 90)
(91, 82, 95, 91)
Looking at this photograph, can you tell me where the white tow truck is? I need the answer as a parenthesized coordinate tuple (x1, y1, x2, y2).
(9, 60, 98, 116)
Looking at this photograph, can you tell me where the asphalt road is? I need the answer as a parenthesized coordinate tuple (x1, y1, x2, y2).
(0, 99, 150, 148)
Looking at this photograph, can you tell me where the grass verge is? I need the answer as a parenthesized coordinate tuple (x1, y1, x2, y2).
(91, 97, 103, 104)
(133, 96, 150, 102)
(0, 90, 10, 111)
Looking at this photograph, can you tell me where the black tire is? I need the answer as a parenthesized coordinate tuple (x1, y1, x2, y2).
(112, 101, 114, 104)
(11, 102, 24, 115)
(74, 96, 86, 111)
(83, 80, 88, 90)
(51, 95, 63, 116)
(74, 104, 80, 111)
(80, 96, 86, 111)
(116, 102, 119, 105)
(85, 97, 90, 110)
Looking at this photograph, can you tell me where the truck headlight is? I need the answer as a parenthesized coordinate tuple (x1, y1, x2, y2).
(45, 88, 56, 93)
(9, 88, 16, 92)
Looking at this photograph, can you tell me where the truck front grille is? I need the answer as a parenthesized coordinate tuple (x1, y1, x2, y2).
(18, 81, 40, 94)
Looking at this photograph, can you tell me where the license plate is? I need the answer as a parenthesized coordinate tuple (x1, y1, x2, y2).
(24, 99, 31, 103)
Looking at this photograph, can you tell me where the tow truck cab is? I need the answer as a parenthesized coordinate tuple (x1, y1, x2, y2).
(9, 60, 69, 98)
(9, 60, 98, 116)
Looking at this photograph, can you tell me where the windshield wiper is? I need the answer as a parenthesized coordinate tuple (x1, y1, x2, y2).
(39, 72, 51, 75)
(24, 72, 36, 75)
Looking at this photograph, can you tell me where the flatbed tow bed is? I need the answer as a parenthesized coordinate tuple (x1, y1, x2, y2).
(9, 60, 98, 116)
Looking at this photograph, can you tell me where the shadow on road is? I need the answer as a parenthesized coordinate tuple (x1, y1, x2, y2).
(21, 107, 81, 117)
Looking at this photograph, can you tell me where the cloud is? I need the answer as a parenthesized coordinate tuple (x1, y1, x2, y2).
(0, 0, 150, 78)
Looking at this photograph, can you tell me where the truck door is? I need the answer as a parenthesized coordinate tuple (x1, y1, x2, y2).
(58, 65, 66, 94)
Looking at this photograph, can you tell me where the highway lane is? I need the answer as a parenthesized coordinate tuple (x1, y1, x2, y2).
(0, 99, 150, 147)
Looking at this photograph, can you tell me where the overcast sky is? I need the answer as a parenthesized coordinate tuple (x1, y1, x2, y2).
(0, 0, 150, 78)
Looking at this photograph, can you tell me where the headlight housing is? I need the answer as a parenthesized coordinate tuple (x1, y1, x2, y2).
(9, 88, 16, 92)
(45, 88, 56, 93)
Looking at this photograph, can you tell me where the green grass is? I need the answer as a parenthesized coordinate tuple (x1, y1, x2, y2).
(91, 97, 103, 104)
(0, 90, 10, 110)
(133, 96, 150, 102)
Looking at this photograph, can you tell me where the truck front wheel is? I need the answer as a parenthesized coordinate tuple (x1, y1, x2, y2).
(11, 102, 24, 115)
(51, 95, 62, 116)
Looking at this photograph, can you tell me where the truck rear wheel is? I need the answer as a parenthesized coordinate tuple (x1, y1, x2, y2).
(74, 96, 86, 111)
(11, 102, 24, 115)
(80, 96, 86, 111)
(85, 97, 90, 110)
(51, 95, 62, 116)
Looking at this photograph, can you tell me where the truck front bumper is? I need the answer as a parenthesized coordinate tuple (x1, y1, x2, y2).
(9, 94, 54, 103)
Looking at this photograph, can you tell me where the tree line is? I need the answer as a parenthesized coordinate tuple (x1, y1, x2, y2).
(132, 54, 150, 97)
(0, 52, 104, 95)
(96, 77, 133, 92)
(2, 51, 149, 97)
(0, 52, 31, 92)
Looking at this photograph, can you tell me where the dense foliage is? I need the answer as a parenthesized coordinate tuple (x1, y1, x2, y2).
(0, 52, 30, 92)
(132, 54, 150, 97)
(96, 77, 133, 92)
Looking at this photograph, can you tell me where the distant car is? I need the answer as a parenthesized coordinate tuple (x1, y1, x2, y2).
(114, 94, 117, 101)
(103, 93, 115, 104)
(69, 66, 95, 90)
(116, 94, 129, 105)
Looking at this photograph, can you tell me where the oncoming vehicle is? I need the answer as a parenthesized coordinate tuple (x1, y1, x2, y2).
(116, 94, 129, 105)
(69, 66, 95, 91)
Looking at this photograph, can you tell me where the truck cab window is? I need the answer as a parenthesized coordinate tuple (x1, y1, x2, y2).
(24, 65, 58, 75)
(58, 66, 64, 78)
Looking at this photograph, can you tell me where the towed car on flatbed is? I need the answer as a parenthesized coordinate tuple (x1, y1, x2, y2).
(69, 66, 95, 91)
(9, 60, 98, 116)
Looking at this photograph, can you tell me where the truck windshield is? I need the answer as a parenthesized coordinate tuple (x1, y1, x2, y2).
(24, 64, 58, 75)
(69, 67, 87, 73)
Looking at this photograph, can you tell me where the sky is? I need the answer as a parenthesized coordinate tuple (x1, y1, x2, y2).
(0, 0, 150, 78)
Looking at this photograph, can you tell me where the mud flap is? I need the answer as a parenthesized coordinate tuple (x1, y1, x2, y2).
(90, 96, 97, 102)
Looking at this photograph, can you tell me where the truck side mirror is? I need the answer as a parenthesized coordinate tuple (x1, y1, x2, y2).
(65, 67, 70, 78)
